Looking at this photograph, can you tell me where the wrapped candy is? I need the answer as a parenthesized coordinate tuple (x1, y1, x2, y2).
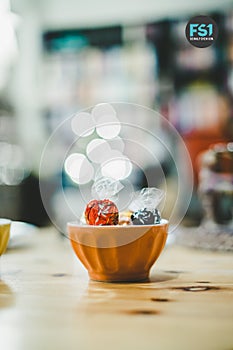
(83, 177, 122, 226)
(91, 176, 123, 201)
(130, 187, 164, 225)
(129, 187, 164, 212)
(83, 184, 164, 226)
(85, 199, 119, 225)
(131, 208, 161, 225)
(118, 211, 132, 226)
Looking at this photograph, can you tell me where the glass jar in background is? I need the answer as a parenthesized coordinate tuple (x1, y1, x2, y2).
(198, 142, 233, 231)
(174, 142, 233, 251)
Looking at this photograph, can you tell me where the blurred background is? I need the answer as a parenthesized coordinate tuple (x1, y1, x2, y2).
(0, 0, 232, 230)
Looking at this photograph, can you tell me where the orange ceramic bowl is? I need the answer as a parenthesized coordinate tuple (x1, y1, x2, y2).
(68, 219, 168, 282)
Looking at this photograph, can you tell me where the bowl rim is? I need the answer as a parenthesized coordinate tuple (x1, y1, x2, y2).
(67, 218, 168, 229)
(0, 218, 11, 225)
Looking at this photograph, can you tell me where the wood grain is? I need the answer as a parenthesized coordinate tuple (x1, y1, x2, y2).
(0, 228, 232, 350)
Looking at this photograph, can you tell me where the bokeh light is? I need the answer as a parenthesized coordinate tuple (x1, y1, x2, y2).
(64, 153, 94, 184)
(92, 103, 121, 139)
(95, 114, 121, 139)
(92, 103, 116, 122)
(71, 112, 95, 137)
(101, 154, 133, 180)
(86, 138, 112, 163)
(0, 142, 28, 185)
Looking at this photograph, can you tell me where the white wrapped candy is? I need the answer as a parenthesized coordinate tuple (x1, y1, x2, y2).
(129, 187, 164, 212)
(91, 176, 123, 200)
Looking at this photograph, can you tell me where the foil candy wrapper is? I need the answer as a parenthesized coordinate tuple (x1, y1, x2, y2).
(131, 208, 161, 225)
(129, 187, 164, 212)
(91, 177, 123, 201)
(85, 199, 119, 225)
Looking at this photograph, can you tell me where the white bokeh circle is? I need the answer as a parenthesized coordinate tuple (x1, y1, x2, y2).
(92, 103, 116, 122)
(101, 155, 133, 180)
(95, 114, 121, 139)
(71, 112, 95, 137)
(64, 153, 94, 185)
(92, 102, 121, 139)
(86, 139, 112, 163)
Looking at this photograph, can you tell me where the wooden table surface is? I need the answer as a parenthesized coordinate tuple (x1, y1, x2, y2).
(0, 228, 233, 350)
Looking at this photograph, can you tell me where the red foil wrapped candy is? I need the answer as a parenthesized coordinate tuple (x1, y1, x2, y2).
(85, 199, 119, 225)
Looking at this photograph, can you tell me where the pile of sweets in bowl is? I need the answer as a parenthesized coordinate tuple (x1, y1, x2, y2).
(83, 182, 164, 227)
